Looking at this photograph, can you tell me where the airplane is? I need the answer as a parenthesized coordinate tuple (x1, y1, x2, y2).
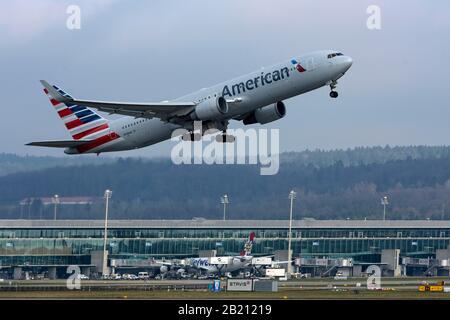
(188, 232, 256, 275)
(27, 50, 352, 154)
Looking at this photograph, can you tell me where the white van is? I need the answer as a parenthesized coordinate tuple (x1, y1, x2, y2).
(334, 272, 348, 280)
(138, 272, 149, 280)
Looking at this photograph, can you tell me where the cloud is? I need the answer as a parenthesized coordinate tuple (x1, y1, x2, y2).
(0, 1, 64, 41)
(1, 0, 450, 156)
(0, 0, 116, 44)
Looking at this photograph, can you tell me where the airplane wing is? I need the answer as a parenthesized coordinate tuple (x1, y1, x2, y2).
(40, 80, 196, 121)
(26, 140, 92, 148)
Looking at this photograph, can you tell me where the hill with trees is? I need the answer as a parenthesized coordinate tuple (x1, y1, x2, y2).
(1, 146, 450, 220)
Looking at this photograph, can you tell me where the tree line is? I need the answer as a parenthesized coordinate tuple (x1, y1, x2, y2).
(1, 146, 450, 220)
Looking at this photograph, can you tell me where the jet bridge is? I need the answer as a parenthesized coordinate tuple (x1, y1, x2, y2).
(250, 257, 273, 277)
(295, 258, 354, 277)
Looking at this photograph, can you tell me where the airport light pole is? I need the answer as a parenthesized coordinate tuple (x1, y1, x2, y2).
(19, 202, 24, 219)
(381, 196, 389, 221)
(221, 194, 229, 221)
(102, 189, 112, 277)
(52, 194, 60, 220)
(27, 198, 32, 220)
(287, 190, 297, 277)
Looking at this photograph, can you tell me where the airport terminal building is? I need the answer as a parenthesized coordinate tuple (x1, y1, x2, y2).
(1, 219, 450, 278)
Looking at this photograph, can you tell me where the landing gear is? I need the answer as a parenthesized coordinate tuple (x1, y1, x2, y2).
(216, 130, 235, 143)
(329, 80, 338, 98)
(182, 121, 236, 143)
(182, 132, 202, 141)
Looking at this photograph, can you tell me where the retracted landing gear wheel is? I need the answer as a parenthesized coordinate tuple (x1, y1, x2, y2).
(182, 132, 202, 141)
(216, 132, 236, 143)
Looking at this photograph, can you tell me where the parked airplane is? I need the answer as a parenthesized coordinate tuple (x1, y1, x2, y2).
(27, 50, 352, 154)
(188, 232, 256, 275)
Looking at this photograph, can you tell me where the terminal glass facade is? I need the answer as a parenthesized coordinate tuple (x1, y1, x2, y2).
(1, 224, 450, 266)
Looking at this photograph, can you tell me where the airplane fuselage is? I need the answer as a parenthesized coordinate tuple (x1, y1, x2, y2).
(190, 256, 253, 274)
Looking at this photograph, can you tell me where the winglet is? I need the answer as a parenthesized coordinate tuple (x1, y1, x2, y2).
(39, 80, 71, 103)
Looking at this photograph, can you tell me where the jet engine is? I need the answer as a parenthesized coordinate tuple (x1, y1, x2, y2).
(243, 101, 286, 125)
(160, 265, 168, 274)
(191, 96, 228, 120)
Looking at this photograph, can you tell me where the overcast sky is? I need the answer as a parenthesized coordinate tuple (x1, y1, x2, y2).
(1, 0, 449, 157)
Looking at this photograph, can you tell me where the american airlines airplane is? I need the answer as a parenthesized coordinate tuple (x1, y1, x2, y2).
(27, 50, 352, 155)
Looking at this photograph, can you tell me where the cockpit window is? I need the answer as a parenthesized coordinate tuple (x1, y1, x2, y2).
(327, 52, 343, 59)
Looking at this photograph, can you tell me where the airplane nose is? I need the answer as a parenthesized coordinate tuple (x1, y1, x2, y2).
(342, 56, 353, 70)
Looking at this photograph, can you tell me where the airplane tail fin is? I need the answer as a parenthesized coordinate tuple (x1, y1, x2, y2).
(240, 232, 255, 256)
(40, 80, 110, 140)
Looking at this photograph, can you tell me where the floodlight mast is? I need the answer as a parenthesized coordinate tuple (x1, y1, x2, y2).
(103, 189, 112, 276)
(52, 194, 60, 220)
(381, 196, 389, 221)
(221, 194, 229, 221)
(287, 190, 297, 277)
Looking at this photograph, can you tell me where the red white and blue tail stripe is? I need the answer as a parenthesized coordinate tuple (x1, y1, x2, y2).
(43, 85, 110, 141)
(41, 82, 120, 153)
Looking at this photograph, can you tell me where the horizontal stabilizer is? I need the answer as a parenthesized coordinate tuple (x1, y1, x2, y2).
(26, 140, 92, 148)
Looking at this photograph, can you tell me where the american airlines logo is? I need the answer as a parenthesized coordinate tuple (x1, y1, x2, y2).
(222, 67, 290, 97)
(291, 59, 306, 73)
